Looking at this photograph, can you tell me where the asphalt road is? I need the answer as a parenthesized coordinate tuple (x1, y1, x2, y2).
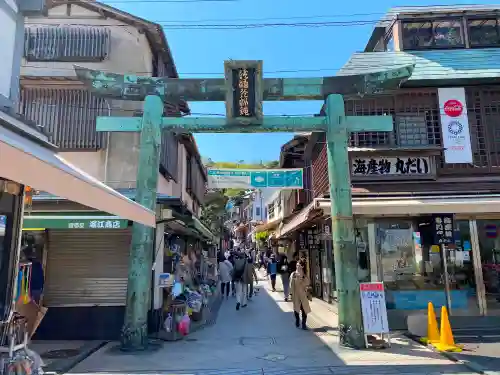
(452, 328, 500, 371)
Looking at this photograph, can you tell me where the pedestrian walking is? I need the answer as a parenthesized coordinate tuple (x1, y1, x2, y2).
(287, 252, 299, 298)
(277, 253, 291, 301)
(228, 249, 236, 296)
(232, 251, 249, 310)
(267, 254, 278, 292)
(258, 251, 265, 270)
(218, 254, 233, 299)
(290, 259, 312, 330)
(245, 255, 258, 300)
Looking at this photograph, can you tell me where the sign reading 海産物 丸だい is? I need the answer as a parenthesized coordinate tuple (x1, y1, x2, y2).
(207, 168, 303, 189)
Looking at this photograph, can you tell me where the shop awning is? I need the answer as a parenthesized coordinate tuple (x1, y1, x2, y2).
(254, 218, 282, 233)
(0, 123, 155, 227)
(277, 201, 322, 238)
(315, 194, 500, 216)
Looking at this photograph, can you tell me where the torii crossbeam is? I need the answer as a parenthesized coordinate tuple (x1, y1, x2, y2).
(76, 62, 414, 351)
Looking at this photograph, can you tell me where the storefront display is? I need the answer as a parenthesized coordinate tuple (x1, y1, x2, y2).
(375, 218, 477, 314)
(156, 235, 218, 341)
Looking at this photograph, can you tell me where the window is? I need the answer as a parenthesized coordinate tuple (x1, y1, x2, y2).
(468, 19, 500, 47)
(396, 115, 429, 146)
(402, 19, 464, 50)
(24, 26, 110, 62)
(267, 204, 275, 219)
(255, 207, 261, 217)
(186, 154, 193, 191)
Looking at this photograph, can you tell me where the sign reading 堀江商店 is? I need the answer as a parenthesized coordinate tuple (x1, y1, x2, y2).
(438, 87, 473, 164)
(23, 216, 129, 230)
(350, 156, 432, 178)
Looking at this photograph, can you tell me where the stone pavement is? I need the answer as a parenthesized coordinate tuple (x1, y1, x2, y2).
(68, 272, 475, 375)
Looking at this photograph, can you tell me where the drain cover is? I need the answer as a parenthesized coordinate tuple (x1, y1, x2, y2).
(42, 349, 80, 359)
(258, 353, 287, 362)
(239, 337, 276, 346)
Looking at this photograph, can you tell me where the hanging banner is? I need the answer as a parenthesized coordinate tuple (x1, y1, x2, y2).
(438, 87, 473, 164)
(207, 168, 303, 189)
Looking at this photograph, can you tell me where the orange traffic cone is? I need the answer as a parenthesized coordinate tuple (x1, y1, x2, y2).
(420, 302, 440, 345)
(432, 306, 462, 352)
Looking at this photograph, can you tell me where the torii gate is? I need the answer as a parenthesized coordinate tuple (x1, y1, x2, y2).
(76, 61, 414, 351)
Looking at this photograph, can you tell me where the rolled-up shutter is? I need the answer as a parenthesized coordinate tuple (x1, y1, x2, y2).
(44, 229, 131, 307)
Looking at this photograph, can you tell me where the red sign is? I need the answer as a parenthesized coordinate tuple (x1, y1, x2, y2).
(360, 282, 384, 292)
(444, 99, 463, 117)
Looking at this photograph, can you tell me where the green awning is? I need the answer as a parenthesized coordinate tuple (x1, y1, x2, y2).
(23, 215, 129, 230)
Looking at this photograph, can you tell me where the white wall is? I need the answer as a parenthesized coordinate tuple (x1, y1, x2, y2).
(60, 150, 176, 195)
(153, 222, 165, 310)
(0, 0, 18, 99)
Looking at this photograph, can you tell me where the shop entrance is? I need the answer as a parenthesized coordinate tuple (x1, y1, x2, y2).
(374, 217, 479, 327)
(475, 219, 500, 315)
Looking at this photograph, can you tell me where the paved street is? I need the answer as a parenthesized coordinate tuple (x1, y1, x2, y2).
(449, 328, 500, 373)
(68, 273, 475, 375)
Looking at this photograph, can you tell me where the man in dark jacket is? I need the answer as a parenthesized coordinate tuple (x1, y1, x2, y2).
(277, 253, 291, 301)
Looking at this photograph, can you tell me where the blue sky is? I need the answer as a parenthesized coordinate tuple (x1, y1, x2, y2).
(104, 0, 497, 163)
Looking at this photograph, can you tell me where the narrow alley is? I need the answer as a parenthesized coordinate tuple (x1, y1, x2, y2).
(67, 272, 475, 375)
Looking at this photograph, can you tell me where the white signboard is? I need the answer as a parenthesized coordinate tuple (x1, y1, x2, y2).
(438, 87, 473, 164)
(360, 282, 389, 334)
(158, 273, 174, 288)
(207, 168, 303, 189)
(351, 156, 431, 177)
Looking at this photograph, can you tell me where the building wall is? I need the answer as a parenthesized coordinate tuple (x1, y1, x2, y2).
(310, 86, 500, 197)
(311, 136, 329, 198)
(22, 4, 153, 77)
(178, 143, 201, 217)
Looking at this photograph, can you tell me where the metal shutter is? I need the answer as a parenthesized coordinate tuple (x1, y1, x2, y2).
(44, 229, 131, 307)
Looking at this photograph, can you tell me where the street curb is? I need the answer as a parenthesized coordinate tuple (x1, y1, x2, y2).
(404, 332, 488, 374)
(43, 340, 108, 374)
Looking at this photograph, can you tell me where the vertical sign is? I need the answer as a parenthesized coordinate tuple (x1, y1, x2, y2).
(224, 60, 263, 122)
(359, 282, 389, 335)
(438, 87, 473, 164)
(233, 68, 255, 117)
(432, 214, 454, 245)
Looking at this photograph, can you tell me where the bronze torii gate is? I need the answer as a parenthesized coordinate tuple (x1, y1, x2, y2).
(76, 61, 413, 351)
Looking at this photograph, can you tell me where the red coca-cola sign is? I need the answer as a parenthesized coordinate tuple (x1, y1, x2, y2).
(444, 99, 463, 117)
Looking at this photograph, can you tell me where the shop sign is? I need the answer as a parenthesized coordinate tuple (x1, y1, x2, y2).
(23, 216, 128, 230)
(432, 214, 454, 244)
(438, 87, 473, 164)
(208, 168, 303, 189)
(351, 156, 431, 177)
(158, 273, 174, 288)
(360, 282, 389, 334)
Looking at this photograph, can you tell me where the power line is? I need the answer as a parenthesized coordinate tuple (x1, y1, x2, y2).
(25, 19, 387, 29)
(157, 12, 386, 23)
(21, 55, 500, 75)
(55, 0, 241, 3)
